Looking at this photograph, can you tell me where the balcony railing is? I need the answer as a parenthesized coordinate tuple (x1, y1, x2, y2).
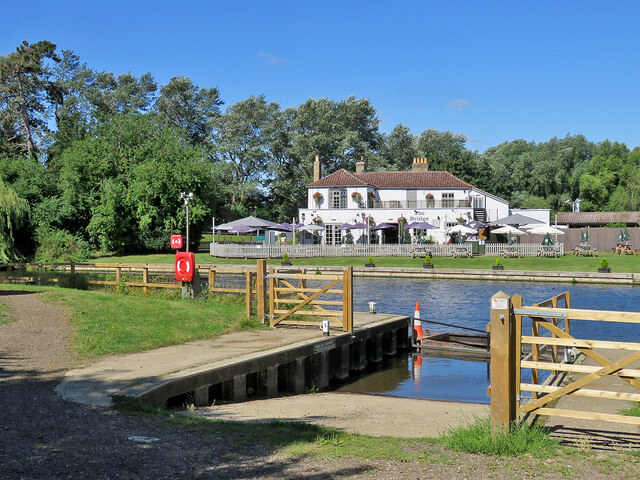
(370, 200, 471, 209)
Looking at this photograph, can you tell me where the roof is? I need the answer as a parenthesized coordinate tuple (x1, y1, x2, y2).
(308, 169, 474, 189)
(556, 212, 640, 226)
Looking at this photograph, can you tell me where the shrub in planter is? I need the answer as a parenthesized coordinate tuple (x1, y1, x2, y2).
(492, 257, 504, 270)
(281, 252, 291, 266)
(365, 256, 375, 267)
(598, 258, 611, 273)
(423, 255, 434, 269)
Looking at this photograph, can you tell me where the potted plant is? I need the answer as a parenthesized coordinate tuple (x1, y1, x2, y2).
(492, 257, 504, 270)
(425, 192, 435, 207)
(365, 256, 375, 267)
(351, 191, 363, 206)
(313, 191, 323, 205)
(281, 252, 291, 266)
(598, 258, 611, 273)
(423, 255, 434, 269)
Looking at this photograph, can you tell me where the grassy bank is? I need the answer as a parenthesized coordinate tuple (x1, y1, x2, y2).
(93, 252, 640, 273)
(0, 284, 262, 357)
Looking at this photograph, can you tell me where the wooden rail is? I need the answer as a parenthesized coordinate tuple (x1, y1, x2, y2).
(489, 290, 640, 431)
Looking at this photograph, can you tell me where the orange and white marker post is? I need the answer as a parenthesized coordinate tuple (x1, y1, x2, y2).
(413, 302, 423, 345)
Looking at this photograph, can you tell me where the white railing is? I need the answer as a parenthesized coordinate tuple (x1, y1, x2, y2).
(210, 243, 474, 258)
(484, 243, 564, 257)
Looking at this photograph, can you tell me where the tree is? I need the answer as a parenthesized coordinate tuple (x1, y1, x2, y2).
(417, 129, 478, 181)
(0, 40, 60, 158)
(374, 124, 418, 171)
(0, 178, 29, 262)
(156, 76, 223, 147)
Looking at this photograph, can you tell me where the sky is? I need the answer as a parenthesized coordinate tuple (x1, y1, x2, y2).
(3, 0, 639, 153)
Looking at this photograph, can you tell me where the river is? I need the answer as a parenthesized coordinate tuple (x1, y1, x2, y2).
(337, 278, 640, 403)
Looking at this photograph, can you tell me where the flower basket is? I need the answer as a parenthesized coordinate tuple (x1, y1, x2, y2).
(351, 192, 362, 204)
(312, 216, 323, 225)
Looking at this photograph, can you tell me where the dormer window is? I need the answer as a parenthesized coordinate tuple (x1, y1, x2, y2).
(329, 189, 347, 209)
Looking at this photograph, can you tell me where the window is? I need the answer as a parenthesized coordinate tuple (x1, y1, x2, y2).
(442, 193, 454, 208)
(329, 189, 347, 209)
(325, 224, 343, 245)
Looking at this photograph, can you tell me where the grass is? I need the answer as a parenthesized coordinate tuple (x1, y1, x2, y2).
(620, 402, 640, 417)
(1, 284, 264, 358)
(0, 301, 10, 324)
(438, 415, 560, 457)
(93, 251, 640, 273)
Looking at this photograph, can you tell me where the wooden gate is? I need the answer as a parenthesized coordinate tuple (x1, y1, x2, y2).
(267, 267, 353, 333)
(489, 290, 640, 430)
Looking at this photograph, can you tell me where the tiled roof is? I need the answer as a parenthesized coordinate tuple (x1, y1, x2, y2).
(309, 169, 473, 189)
(556, 212, 640, 225)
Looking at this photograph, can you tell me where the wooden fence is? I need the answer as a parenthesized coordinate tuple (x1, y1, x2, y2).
(489, 290, 640, 430)
(267, 266, 353, 333)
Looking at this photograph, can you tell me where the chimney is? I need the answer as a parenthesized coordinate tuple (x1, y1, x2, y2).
(313, 154, 321, 182)
(355, 156, 366, 173)
(412, 157, 429, 172)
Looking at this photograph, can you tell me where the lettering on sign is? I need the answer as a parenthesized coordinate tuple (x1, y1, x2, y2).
(313, 339, 336, 354)
(491, 297, 509, 310)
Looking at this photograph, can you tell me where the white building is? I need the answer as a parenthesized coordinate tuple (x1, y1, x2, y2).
(298, 157, 531, 245)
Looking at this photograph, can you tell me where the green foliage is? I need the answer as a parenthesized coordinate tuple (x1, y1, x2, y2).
(600, 258, 609, 269)
(282, 252, 289, 262)
(34, 229, 90, 263)
(423, 255, 432, 265)
(439, 416, 559, 457)
(494, 257, 502, 266)
(0, 178, 29, 262)
(367, 256, 374, 264)
(620, 402, 640, 417)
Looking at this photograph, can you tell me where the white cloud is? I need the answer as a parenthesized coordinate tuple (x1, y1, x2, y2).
(259, 51, 289, 67)
(447, 99, 472, 111)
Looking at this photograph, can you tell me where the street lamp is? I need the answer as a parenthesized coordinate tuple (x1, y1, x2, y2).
(180, 192, 194, 252)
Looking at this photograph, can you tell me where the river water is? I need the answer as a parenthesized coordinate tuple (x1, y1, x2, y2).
(337, 278, 640, 404)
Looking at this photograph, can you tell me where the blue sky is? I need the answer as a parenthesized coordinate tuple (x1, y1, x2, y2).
(3, 0, 639, 152)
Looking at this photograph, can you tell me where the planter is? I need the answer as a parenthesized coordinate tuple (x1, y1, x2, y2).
(281, 261, 291, 266)
(423, 264, 434, 269)
(598, 267, 611, 273)
(365, 263, 376, 267)
(492, 265, 504, 271)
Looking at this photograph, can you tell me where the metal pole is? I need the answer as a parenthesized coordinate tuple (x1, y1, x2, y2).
(186, 202, 190, 252)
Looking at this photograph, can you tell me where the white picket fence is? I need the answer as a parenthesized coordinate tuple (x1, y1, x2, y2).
(484, 243, 564, 257)
(210, 243, 474, 258)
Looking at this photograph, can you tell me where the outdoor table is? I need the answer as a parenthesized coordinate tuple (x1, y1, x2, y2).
(502, 245, 520, 258)
(573, 244, 597, 256)
(613, 243, 637, 255)
(538, 245, 560, 258)
(452, 246, 471, 258)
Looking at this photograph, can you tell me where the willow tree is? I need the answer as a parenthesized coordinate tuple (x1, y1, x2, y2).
(0, 178, 29, 262)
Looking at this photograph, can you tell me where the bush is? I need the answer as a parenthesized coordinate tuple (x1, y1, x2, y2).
(494, 257, 502, 266)
(600, 258, 609, 269)
(283, 252, 289, 262)
(367, 256, 374, 264)
(35, 229, 91, 263)
(423, 255, 432, 265)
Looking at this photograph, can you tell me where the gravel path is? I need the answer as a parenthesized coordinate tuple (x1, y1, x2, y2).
(2, 288, 639, 479)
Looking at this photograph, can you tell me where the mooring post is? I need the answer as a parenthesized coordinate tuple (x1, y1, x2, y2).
(489, 291, 517, 432)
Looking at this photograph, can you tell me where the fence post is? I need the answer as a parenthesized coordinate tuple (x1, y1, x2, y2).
(268, 268, 275, 327)
(245, 271, 251, 319)
(343, 267, 353, 333)
(208, 267, 216, 297)
(489, 291, 517, 432)
(143, 265, 149, 295)
(115, 265, 121, 293)
(256, 260, 267, 323)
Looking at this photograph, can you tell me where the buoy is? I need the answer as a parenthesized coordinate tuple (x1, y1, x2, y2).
(413, 302, 423, 345)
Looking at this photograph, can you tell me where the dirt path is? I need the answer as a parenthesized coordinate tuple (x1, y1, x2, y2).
(2, 289, 639, 479)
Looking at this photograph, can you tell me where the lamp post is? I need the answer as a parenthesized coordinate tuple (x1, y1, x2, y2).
(180, 192, 193, 252)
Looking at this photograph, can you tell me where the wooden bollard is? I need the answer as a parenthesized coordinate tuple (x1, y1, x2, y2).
(489, 291, 517, 432)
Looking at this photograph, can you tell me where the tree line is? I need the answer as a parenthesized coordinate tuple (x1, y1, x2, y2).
(1, 40, 638, 262)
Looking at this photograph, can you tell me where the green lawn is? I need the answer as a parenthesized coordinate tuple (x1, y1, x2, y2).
(0, 284, 263, 358)
(92, 252, 640, 273)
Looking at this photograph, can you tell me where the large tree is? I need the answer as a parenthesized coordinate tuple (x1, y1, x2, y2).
(0, 178, 29, 261)
(0, 40, 60, 158)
